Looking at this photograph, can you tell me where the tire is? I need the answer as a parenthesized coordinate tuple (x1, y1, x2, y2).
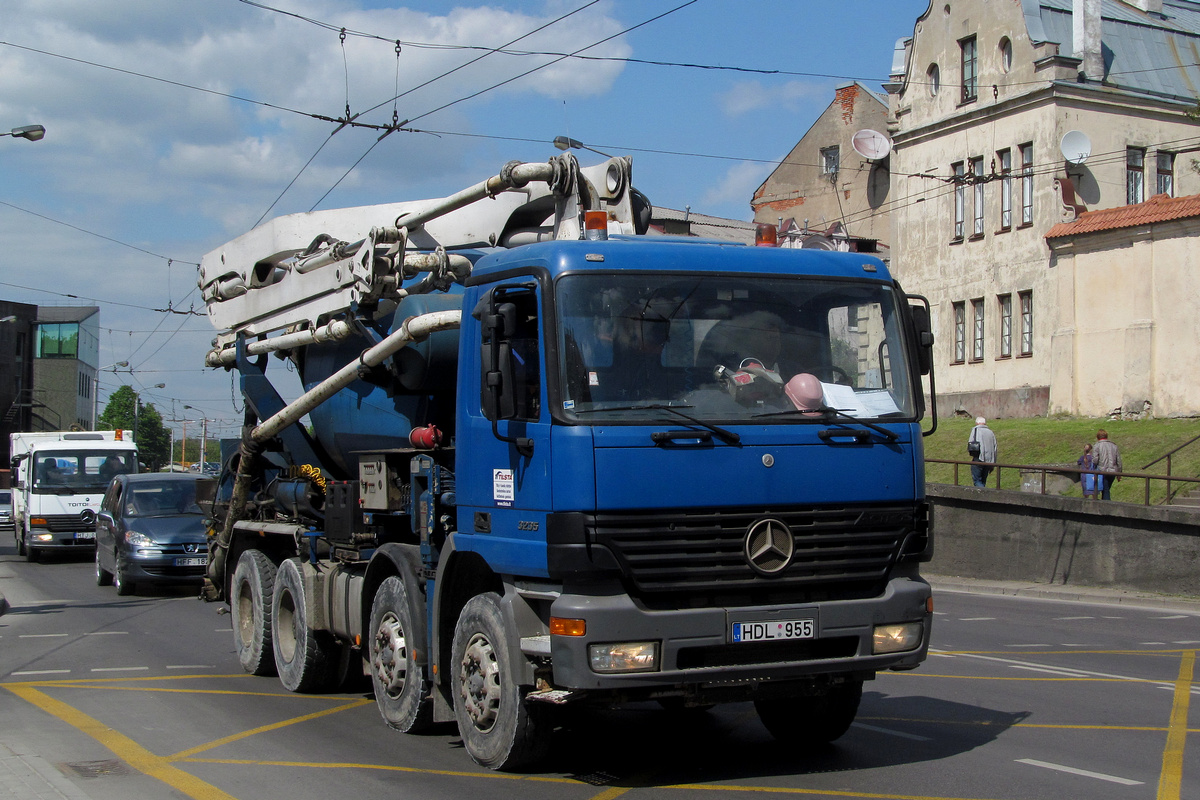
(369, 576, 433, 733)
(114, 565, 135, 596)
(231, 549, 278, 677)
(754, 679, 863, 745)
(95, 548, 113, 587)
(271, 558, 338, 693)
(451, 593, 550, 770)
(24, 530, 39, 563)
(15, 526, 26, 557)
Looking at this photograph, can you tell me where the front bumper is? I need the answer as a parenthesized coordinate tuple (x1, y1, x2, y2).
(117, 551, 208, 585)
(26, 529, 95, 549)
(548, 575, 931, 691)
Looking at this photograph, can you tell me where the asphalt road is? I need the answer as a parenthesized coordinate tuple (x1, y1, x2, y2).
(1, 544, 1196, 800)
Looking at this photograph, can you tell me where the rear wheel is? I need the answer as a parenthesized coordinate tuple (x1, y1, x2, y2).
(369, 576, 433, 732)
(451, 593, 550, 770)
(272, 558, 338, 692)
(754, 679, 863, 745)
(231, 549, 277, 677)
(95, 548, 113, 586)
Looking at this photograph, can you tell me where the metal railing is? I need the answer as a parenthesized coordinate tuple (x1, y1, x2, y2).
(927, 458, 1200, 506)
(1141, 433, 1200, 504)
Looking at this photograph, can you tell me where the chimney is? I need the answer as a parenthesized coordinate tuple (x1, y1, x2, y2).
(1073, 0, 1104, 82)
(1126, 0, 1163, 14)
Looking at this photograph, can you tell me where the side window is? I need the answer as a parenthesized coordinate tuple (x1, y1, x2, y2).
(102, 481, 121, 514)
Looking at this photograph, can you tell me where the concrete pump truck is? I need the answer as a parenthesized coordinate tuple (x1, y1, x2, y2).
(197, 151, 937, 769)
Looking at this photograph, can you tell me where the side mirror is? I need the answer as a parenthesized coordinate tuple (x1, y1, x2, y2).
(481, 301, 518, 422)
(909, 303, 934, 376)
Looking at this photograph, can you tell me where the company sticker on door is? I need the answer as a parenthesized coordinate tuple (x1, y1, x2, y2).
(493, 468, 514, 507)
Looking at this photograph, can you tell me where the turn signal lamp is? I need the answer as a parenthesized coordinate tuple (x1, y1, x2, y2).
(550, 617, 587, 637)
(755, 223, 779, 247)
(30, 517, 48, 527)
(584, 210, 609, 241)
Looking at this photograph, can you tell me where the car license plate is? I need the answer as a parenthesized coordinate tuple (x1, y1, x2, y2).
(732, 619, 814, 643)
(176, 557, 207, 567)
(75, 531, 95, 540)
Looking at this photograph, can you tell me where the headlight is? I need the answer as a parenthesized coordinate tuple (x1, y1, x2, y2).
(588, 642, 659, 673)
(34, 533, 54, 542)
(873, 622, 924, 654)
(124, 530, 156, 547)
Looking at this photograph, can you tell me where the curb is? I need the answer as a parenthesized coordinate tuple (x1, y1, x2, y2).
(927, 573, 1200, 614)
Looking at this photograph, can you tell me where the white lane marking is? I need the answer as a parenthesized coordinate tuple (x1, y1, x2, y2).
(1006, 643, 1052, 648)
(852, 722, 932, 741)
(10, 669, 71, 676)
(1173, 640, 1200, 644)
(932, 611, 948, 616)
(90, 666, 150, 673)
(1155, 615, 1189, 620)
(166, 665, 215, 670)
(958, 652, 1184, 689)
(1100, 616, 1124, 619)
(1157, 685, 1200, 696)
(18, 634, 69, 638)
(19, 601, 74, 606)
(1015, 758, 1142, 786)
(1006, 664, 1091, 678)
(83, 631, 128, 636)
(1055, 616, 1094, 620)
(929, 652, 957, 658)
(1062, 643, 1102, 647)
(1141, 642, 1167, 646)
(959, 617, 996, 621)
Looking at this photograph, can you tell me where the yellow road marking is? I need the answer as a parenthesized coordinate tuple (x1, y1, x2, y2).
(180, 756, 579, 783)
(664, 784, 1010, 799)
(5, 684, 240, 800)
(172, 698, 373, 758)
(1156, 649, 1194, 800)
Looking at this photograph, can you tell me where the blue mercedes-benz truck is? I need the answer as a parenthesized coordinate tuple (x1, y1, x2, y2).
(198, 154, 935, 770)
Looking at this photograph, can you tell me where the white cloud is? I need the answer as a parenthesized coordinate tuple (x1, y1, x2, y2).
(702, 161, 773, 210)
(717, 79, 827, 117)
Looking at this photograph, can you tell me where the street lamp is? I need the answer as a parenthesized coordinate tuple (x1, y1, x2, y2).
(553, 135, 615, 159)
(93, 361, 130, 430)
(133, 383, 166, 443)
(2, 124, 46, 142)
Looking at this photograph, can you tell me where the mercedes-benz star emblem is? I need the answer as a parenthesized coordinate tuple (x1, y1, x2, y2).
(744, 518, 794, 576)
(80, 509, 96, 526)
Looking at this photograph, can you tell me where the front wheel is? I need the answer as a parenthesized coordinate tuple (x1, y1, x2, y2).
(451, 593, 550, 770)
(15, 525, 26, 556)
(231, 549, 278, 677)
(95, 548, 113, 587)
(369, 576, 432, 732)
(754, 679, 862, 745)
(113, 564, 135, 596)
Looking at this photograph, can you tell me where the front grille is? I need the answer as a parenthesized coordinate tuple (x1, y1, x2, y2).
(36, 514, 93, 533)
(677, 636, 858, 669)
(590, 504, 916, 607)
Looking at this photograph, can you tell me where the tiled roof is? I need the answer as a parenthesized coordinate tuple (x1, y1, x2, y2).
(1045, 193, 1200, 239)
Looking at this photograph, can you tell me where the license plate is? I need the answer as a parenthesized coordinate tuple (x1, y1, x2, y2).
(732, 619, 815, 643)
(176, 557, 206, 567)
(75, 531, 95, 540)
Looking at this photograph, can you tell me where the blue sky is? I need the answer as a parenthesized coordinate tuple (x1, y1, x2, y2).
(0, 0, 930, 440)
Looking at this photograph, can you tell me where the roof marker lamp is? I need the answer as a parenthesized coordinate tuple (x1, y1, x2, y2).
(755, 223, 779, 247)
(584, 210, 609, 241)
(3, 125, 46, 142)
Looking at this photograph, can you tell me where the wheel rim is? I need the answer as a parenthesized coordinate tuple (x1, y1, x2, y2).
(458, 632, 501, 732)
(373, 611, 412, 699)
(276, 587, 298, 662)
(236, 581, 255, 648)
(95, 549, 101, 578)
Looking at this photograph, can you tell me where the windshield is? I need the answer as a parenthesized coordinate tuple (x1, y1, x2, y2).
(33, 449, 137, 493)
(557, 273, 917, 422)
(124, 480, 204, 517)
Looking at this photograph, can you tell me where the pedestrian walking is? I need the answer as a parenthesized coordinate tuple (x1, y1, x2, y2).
(1093, 429, 1122, 500)
(1077, 443, 1097, 499)
(968, 416, 998, 488)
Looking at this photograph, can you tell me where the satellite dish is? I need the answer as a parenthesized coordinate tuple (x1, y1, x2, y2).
(1060, 130, 1092, 165)
(851, 129, 892, 161)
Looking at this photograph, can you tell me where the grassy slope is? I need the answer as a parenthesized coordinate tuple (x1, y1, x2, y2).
(920, 415, 1200, 504)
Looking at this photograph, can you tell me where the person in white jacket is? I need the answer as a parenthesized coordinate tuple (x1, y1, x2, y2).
(968, 417, 998, 488)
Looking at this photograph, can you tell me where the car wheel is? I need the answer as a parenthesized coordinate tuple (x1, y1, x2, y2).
(271, 558, 338, 693)
(95, 547, 113, 587)
(451, 592, 550, 770)
(113, 565, 135, 596)
(369, 575, 433, 733)
(231, 549, 278, 677)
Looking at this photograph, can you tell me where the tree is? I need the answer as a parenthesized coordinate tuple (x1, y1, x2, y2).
(98, 385, 170, 471)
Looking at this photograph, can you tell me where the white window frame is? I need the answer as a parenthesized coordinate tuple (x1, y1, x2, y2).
(998, 293, 1012, 358)
(971, 157, 985, 236)
(1020, 144, 1033, 225)
(1127, 147, 1145, 205)
(953, 162, 966, 240)
(1019, 291, 1033, 356)
(998, 149, 1012, 230)
(971, 298, 985, 361)
(953, 302, 966, 363)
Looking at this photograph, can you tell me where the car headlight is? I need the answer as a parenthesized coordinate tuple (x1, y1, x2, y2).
(588, 642, 659, 673)
(873, 622, 924, 654)
(124, 530, 156, 547)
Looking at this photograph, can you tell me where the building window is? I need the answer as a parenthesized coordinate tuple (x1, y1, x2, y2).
(998, 294, 1012, 358)
(36, 322, 80, 359)
(971, 298, 985, 362)
(1157, 152, 1174, 196)
(1019, 291, 1033, 356)
(1020, 143, 1033, 225)
(821, 146, 840, 175)
(1127, 147, 1146, 205)
(998, 149, 1012, 230)
(960, 36, 978, 103)
(952, 161, 966, 240)
(928, 63, 940, 96)
(953, 302, 966, 363)
(999, 37, 1013, 73)
(971, 157, 985, 237)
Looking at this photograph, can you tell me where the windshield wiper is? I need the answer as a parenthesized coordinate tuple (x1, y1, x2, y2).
(576, 403, 741, 446)
(755, 405, 899, 441)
